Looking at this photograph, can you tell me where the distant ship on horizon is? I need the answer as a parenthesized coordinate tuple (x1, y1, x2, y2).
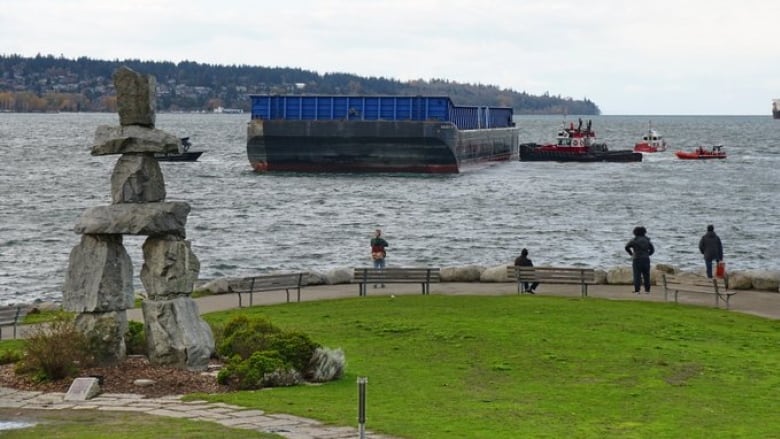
(773, 99, 780, 119)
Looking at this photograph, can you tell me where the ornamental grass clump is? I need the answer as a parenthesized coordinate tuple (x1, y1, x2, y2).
(214, 315, 341, 390)
(15, 314, 92, 382)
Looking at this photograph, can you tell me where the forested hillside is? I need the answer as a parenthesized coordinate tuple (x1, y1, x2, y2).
(0, 54, 599, 114)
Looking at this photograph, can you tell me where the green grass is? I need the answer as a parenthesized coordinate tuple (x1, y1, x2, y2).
(21, 309, 72, 325)
(194, 295, 780, 438)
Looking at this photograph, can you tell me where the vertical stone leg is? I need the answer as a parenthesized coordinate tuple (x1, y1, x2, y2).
(142, 297, 214, 371)
(75, 311, 129, 365)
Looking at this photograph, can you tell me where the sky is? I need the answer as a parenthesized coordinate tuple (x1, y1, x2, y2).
(3, 0, 779, 115)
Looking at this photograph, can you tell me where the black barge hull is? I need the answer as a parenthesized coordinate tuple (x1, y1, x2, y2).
(247, 120, 520, 173)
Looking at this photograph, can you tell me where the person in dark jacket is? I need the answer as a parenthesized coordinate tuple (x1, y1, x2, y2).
(699, 224, 724, 278)
(625, 226, 655, 294)
(514, 248, 539, 294)
(370, 229, 389, 288)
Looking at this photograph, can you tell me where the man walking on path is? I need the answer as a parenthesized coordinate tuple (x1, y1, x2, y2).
(699, 224, 724, 278)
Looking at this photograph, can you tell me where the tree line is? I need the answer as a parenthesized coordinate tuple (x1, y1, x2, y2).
(0, 54, 600, 115)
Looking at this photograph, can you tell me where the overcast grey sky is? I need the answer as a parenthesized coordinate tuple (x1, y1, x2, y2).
(3, 0, 778, 115)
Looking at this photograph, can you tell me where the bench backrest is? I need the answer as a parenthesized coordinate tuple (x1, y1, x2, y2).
(0, 306, 25, 326)
(507, 266, 596, 283)
(231, 273, 304, 293)
(354, 268, 441, 283)
(662, 274, 727, 291)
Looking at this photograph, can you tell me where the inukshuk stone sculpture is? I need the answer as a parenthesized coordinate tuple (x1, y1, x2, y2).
(63, 66, 214, 370)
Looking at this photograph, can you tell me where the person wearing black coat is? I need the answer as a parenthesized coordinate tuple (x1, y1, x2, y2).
(514, 248, 539, 294)
(625, 226, 655, 294)
(699, 225, 724, 278)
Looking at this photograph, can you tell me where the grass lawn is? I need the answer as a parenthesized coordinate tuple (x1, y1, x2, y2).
(196, 294, 780, 438)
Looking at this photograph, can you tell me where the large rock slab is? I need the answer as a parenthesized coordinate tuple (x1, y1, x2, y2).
(480, 264, 510, 283)
(141, 237, 200, 298)
(113, 66, 156, 127)
(92, 125, 180, 156)
(74, 201, 190, 237)
(324, 267, 352, 285)
(111, 153, 166, 203)
(142, 297, 215, 370)
(63, 234, 134, 312)
(441, 265, 484, 282)
(744, 270, 780, 291)
(75, 311, 128, 364)
(727, 271, 753, 290)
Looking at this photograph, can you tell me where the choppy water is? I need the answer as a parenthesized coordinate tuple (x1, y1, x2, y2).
(1, 113, 778, 305)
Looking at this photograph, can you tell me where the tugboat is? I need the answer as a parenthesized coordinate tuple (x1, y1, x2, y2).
(519, 119, 642, 162)
(155, 137, 204, 162)
(675, 145, 727, 160)
(633, 123, 668, 153)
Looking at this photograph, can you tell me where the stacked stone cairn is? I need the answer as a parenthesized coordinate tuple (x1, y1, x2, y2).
(63, 66, 214, 370)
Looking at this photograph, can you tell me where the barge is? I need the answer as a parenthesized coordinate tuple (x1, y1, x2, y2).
(246, 95, 520, 173)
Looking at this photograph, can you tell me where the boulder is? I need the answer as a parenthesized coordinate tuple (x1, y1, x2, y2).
(91, 125, 180, 156)
(63, 234, 134, 312)
(480, 264, 510, 283)
(75, 310, 128, 364)
(441, 265, 484, 282)
(140, 237, 200, 299)
(142, 297, 215, 371)
(302, 271, 327, 286)
(593, 269, 608, 284)
(744, 270, 780, 292)
(74, 201, 190, 237)
(110, 153, 166, 203)
(323, 267, 353, 285)
(606, 266, 633, 285)
(727, 271, 753, 290)
(654, 263, 678, 274)
(113, 66, 156, 127)
(198, 278, 232, 295)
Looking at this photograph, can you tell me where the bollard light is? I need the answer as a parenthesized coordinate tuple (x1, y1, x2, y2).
(357, 376, 368, 439)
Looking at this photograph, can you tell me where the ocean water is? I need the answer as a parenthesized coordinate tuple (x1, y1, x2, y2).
(0, 113, 778, 305)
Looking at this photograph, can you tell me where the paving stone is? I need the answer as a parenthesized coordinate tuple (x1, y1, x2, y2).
(229, 409, 267, 418)
(147, 408, 199, 418)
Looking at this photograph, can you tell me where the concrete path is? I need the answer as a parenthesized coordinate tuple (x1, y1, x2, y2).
(2, 281, 778, 438)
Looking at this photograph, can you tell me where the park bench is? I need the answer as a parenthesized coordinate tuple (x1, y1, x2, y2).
(353, 268, 441, 296)
(507, 266, 597, 297)
(229, 272, 306, 307)
(661, 273, 736, 309)
(0, 306, 28, 340)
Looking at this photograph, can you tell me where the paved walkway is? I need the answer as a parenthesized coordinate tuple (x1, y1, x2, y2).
(2, 281, 779, 437)
(0, 386, 395, 438)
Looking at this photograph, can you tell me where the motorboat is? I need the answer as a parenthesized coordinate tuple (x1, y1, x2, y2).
(675, 145, 726, 160)
(155, 137, 204, 162)
(633, 124, 668, 153)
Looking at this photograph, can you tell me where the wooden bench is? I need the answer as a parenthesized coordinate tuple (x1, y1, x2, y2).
(0, 306, 28, 340)
(353, 268, 441, 296)
(661, 273, 736, 309)
(229, 273, 306, 307)
(507, 266, 597, 297)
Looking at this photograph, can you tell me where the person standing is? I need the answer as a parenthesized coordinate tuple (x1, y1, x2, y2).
(370, 229, 389, 288)
(514, 248, 539, 294)
(699, 224, 724, 278)
(625, 226, 655, 294)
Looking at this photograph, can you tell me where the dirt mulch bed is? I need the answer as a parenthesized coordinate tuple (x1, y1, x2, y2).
(0, 355, 230, 399)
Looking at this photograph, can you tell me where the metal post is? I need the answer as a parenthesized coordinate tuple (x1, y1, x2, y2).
(358, 377, 367, 439)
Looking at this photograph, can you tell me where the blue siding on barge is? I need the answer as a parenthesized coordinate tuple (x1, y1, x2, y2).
(250, 95, 514, 130)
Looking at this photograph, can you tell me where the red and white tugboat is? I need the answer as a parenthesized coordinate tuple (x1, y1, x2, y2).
(675, 145, 727, 160)
(633, 123, 668, 153)
(519, 119, 642, 162)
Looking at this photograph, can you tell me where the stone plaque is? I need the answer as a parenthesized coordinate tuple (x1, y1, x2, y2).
(64, 377, 101, 401)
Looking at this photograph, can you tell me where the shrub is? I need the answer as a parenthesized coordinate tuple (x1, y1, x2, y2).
(217, 351, 288, 390)
(15, 314, 91, 381)
(265, 331, 320, 372)
(124, 321, 147, 355)
(217, 315, 283, 359)
(307, 347, 346, 382)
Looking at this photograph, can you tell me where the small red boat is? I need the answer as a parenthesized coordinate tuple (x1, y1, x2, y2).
(633, 125, 668, 153)
(675, 145, 727, 160)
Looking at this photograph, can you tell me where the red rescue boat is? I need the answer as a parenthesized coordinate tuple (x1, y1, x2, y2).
(633, 124, 668, 153)
(675, 145, 727, 160)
